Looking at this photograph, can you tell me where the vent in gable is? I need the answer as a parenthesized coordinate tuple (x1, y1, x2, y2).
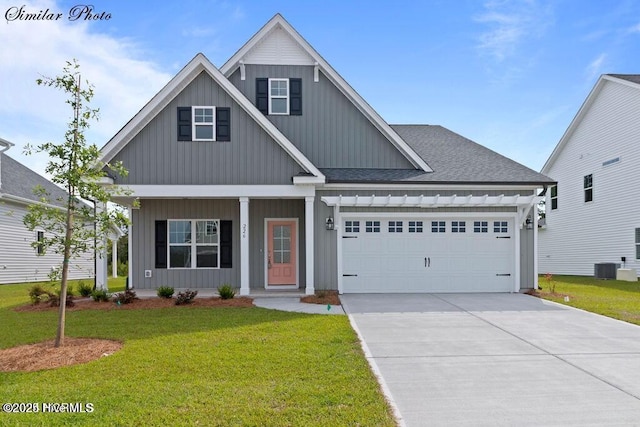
(243, 26, 315, 65)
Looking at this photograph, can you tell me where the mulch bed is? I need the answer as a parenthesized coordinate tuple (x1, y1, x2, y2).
(15, 296, 255, 312)
(300, 290, 341, 306)
(0, 338, 123, 372)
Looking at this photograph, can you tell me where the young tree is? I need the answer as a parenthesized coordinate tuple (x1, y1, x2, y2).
(23, 60, 129, 347)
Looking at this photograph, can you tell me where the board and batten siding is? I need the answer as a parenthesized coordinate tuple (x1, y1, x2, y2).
(314, 189, 536, 291)
(132, 199, 240, 289)
(229, 65, 415, 169)
(0, 201, 94, 284)
(110, 71, 305, 186)
(539, 79, 640, 275)
(132, 198, 306, 290)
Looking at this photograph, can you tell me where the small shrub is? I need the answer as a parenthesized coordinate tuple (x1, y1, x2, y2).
(217, 284, 235, 300)
(48, 292, 75, 308)
(78, 281, 93, 297)
(157, 286, 175, 299)
(175, 289, 198, 305)
(545, 272, 555, 294)
(28, 284, 48, 305)
(113, 289, 138, 305)
(91, 289, 110, 302)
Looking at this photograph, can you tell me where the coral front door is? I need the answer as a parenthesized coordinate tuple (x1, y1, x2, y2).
(267, 220, 297, 287)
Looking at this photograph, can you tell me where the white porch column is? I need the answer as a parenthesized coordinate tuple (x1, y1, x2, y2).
(111, 238, 118, 278)
(95, 202, 108, 291)
(533, 201, 539, 290)
(239, 197, 250, 296)
(305, 196, 315, 295)
(127, 206, 133, 290)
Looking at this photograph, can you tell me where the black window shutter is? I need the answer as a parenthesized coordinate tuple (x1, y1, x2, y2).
(216, 107, 231, 141)
(220, 220, 232, 268)
(177, 107, 192, 141)
(256, 78, 268, 114)
(155, 220, 167, 269)
(290, 78, 302, 115)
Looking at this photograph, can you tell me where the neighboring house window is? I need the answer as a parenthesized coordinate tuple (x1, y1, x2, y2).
(176, 106, 231, 142)
(388, 221, 403, 233)
(584, 174, 593, 202)
(550, 185, 558, 210)
(345, 221, 360, 233)
(408, 221, 423, 233)
(451, 221, 466, 233)
(168, 220, 219, 269)
(494, 221, 508, 233)
(431, 221, 445, 233)
(636, 228, 640, 260)
(36, 231, 44, 255)
(255, 78, 302, 116)
(474, 221, 488, 233)
(365, 221, 380, 233)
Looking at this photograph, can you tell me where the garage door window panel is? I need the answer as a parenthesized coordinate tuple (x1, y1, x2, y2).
(474, 221, 488, 233)
(388, 221, 403, 233)
(431, 221, 446, 233)
(452, 221, 466, 233)
(493, 221, 508, 233)
(345, 221, 360, 233)
(366, 221, 380, 233)
(408, 221, 423, 233)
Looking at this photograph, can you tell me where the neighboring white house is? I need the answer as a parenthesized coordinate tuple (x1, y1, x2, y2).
(0, 137, 95, 284)
(539, 74, 640, 275)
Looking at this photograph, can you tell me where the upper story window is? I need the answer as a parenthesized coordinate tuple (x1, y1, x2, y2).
(550, 185, 558, 210)
(177, 106, 231, 142)
(584, 174, 593, 203)
(193, 107, 214, 140)
(256, 78, 302, 116)
(269, 79, 289, 115)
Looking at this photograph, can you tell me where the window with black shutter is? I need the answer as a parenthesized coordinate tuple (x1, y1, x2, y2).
(177, 106, 231, 142)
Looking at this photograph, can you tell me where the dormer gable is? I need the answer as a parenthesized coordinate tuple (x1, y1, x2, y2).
(222, 14, 432, 173)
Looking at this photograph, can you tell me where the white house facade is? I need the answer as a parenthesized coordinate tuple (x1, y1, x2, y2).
(539, 74, 640, 275)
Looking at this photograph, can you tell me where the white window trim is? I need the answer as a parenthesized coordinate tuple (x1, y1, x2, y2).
(192, 106, 216, 142)
(168, 219, 220, 269)
(268, 78, 289, 115)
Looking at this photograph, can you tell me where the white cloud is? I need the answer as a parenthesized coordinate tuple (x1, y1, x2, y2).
(628, 22, 640, 33)
(475, 0, 553, 61)
(0, 0, 171, 177)
(586, 53, 607, 81)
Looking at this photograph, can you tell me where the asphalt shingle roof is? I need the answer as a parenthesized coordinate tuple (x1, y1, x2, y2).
(608, 74, 640, 85)
(320, 125, 555, 185)
(0, 153, 70, 206)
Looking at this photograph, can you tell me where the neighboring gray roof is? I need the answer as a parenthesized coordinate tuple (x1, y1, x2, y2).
(608, 74, 640, 84)
(0, 153, 70, 206)
(321, 125, 555, 185)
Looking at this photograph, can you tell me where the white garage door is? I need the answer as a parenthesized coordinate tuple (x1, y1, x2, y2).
(342, 217, 515, 293)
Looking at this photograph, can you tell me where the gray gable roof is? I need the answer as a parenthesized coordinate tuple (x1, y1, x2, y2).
(608, 74, 640, 85)
(0, 153, 69, 206)
(320, 125, 554, 185)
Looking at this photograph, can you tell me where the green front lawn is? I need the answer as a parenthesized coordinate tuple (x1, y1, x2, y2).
(0, 283, 395, 426)
(537, 275, 640, 325)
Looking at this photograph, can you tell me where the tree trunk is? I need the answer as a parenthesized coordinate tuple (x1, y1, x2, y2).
(54, 206, 74, 348)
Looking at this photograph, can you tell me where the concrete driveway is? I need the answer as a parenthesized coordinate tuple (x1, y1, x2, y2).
(341, 293, 640, 426)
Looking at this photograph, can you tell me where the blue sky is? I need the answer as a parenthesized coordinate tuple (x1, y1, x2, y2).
(2, 0, 640, 178)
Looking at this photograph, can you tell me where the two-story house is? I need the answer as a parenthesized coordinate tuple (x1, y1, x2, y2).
(539, 74, 640, 276)
(99, 14, 554, 295)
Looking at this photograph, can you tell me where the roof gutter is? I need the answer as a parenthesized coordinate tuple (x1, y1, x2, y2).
(0, 192, 67, 211)
(0, 137, 15, 191)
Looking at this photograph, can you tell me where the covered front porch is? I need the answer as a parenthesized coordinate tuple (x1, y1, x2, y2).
(98, 184, 317, 295)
